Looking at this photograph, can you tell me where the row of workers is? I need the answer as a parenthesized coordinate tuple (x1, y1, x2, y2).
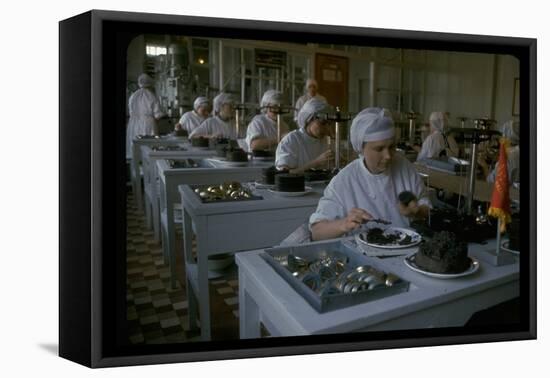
(126, 73, 519, 185)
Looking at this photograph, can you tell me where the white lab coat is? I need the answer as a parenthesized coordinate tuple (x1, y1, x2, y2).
(294, 94, 327, 121)
(309, 153, 431, 229)
(245, 114, 289, 152)
(177, 111, 207, 134)
(126, 88, 163, 158)
(188, 115, 237, 140)
(487, 146, 520, 184)
(275, 128, 328, 170)
(416, 130, 459, 161)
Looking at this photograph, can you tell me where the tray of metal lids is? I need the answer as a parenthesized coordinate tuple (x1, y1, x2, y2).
(152, 145, 186, 152)
(192, 182, 263, 203)
(262, 240, 409, 313)
(168, 159, 201, 169)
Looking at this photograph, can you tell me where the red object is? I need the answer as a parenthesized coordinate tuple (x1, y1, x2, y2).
(488, 139, 511, 232)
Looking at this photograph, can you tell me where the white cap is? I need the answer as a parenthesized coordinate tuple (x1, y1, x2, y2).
(350, 107, 395, 153)
(296, 98, 331, 129)
(193, 96, 210, 111)
(305, 78, 318, 89)
(138, 73, 154, 88)
(429, 112, 449, 132)
(213, 92, 236, 115)
(260, 90, 284, 113)
(501, 119, 520, 145)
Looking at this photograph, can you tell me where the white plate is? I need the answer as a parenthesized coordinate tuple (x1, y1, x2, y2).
(210, 158, 249, 167)
(501, 240, 519, 255)
(357, 227, 422, 249)
(254, 181, 274, 189)
(268, 186, 313, 197)
(404, 254, 480, 279)
(253, 156, 275, 161)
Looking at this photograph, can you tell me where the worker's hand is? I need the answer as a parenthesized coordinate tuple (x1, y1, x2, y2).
(339, 208, 373, 233)
(477, 155, 489, 169)
(398, 199, 419, 218)
(174, 123, 182, 131)
(313, 150, 334, 166)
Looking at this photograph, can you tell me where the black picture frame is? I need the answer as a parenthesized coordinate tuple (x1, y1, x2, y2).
(59, 9, 537, 368)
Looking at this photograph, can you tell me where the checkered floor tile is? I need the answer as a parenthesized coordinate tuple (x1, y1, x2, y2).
(126, 192, 240, 344)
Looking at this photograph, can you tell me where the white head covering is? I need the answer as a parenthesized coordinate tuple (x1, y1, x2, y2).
(350, 107, 395, 153)
(260, 90, 284, 113)
(213, 92, 236, 115)
(296, 98, 330, 129)
(138, 73, 154, 88)
(193, 96, 210, 112)
(501, 119, 520, 145)
(429, 112, 449, 133)
(305, 79, 318, 89)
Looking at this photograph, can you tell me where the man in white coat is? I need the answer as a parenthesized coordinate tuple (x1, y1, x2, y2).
(174, 96, 210, 134)
(294, 79, 327, 122)
(416, 111, 459, 161)
(275, 97, 333, 173)
(310, 107, 431, 241)
(126, 73, 163, 158)
(189, 92, 238, 140)
(245, 89, 289, 152)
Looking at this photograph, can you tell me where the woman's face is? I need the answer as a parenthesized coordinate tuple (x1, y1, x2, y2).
(307, 83, 318, 97)
(218, 103, 235, 120)
(362, 138, 396, 174)
(266, 105, 278, 121)
(306, 119, 333, 139)
(196, 105, 210, 118)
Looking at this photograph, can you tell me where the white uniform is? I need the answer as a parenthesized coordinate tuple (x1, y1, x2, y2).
(188, 115, 237, 140)
(294, 94, 327, 121)
(275, 128, 328, 169)
(126, 88, 163, 158)
(487, 146, 520, 184)
(177, 111, 206, 134)
(416, 130, 459, 161)
(245, 114, 289, 152)
(309, 153, 431, 229)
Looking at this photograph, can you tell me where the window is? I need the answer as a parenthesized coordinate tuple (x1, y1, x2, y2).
(146, 45, 167, 56)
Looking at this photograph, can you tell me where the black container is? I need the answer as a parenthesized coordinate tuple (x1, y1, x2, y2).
(275, 173, 305, 192)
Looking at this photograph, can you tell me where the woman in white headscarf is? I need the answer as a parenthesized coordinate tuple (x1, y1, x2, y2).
(294, 79, 327, 122)
(175, 96, 210, 134)
(416, 112, 459, 161)
(245, 90, 289, 152)
(479, 119, 520, 184)
(189, 92, 237, 139)
(275, 98, 333, 173)
(309, 107, 431, 241)
(126, 73, 164, 158)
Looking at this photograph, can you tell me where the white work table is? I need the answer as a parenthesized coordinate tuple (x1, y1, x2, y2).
(140, 145, 217, 241)
(236, 239, 519, 338)
(179, 183, 325, 341)
(130, 135, 186, 211)
(157, 158, 275, 290)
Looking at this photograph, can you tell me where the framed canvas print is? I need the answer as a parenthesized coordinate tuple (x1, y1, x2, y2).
(59, 9, 536, 368)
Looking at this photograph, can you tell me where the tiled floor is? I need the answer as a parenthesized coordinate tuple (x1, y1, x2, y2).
(126, 192, 240, 344)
